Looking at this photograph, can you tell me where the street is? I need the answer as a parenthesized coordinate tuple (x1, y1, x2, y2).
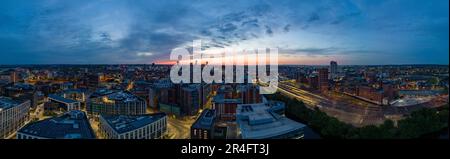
(166, 116, 196, 139)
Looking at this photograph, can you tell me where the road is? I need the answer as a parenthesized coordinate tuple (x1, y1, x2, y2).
(277, 81, 385, 127)
(166, 116, 196, 139)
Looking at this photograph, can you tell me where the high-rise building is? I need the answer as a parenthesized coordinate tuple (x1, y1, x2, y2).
(330, 61, 338, 79)
(0, 97, 30, 139)
(17, 110, 95, 139)
(318, 68, 329, 92)
(99, 113, 167, 139)
(180, 84, 201, 116)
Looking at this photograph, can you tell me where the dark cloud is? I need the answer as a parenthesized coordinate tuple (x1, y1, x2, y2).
(0, 0, 448, 64)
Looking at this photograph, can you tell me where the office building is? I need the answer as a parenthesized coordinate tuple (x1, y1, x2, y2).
(180, 84, 201, 116)
(17, 110, 95, 139)
(3, 83, 38, 108)
(87, 89, 147, 118)
(0, 97, 30, 139)
(99, 113, 167, 139)
(191, 109, 216, 139)
(330, 61, 338, 79)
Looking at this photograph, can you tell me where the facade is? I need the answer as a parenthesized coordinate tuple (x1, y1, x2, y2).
(0, 97, 30, 139)
(200, 83, 212, 109)
(237, 84, 262, 104)
(99, 113, 167, 139)
(130, 81, 152, 108)
(190, 109, 216, 139)
(17, 110, 95, 139)
(180, 84, 201, 116)
(330, 61, 338, 79)
(87, 89, 147, 118)
(3, 83, 38, 109)
(357, 86, 384, 104)
(87, 73, 101, 91)
(236, 102, 305, 139)
(48, 94, 81, 111)
(308, 75, 319, 90)
(356, 83, 397, 105)
(148, 79, 174, 110)
(318, 68, 329, 92)
(0, 70, 19, 84)
(212, 93, 242, 121)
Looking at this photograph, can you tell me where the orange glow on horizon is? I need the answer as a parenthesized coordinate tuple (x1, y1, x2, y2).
(154, 55, 345, 66)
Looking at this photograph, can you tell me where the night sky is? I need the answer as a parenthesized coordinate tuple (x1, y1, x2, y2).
(0, 0, 448, 65)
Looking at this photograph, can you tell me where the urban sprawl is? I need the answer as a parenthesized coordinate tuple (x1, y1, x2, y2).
(0, 62, 448, 139)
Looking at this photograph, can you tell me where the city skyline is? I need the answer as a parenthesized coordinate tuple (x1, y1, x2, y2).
(0, 0, 449, 65)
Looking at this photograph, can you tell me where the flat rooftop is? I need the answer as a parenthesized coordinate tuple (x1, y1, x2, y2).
(48, 94, 79, 104)
(213, 94, 243, 104)
(191, 109, 216, 130)
(18, 110, 95, 139)
(90, 89, 143, 102)
(236, 102, 306, 139)
(0, 97, 22, 111)
(101, 113, 166, 134)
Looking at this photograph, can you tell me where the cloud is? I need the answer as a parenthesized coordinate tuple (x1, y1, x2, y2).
(0, 0, 448, 65)
(136, 52, 153, 56)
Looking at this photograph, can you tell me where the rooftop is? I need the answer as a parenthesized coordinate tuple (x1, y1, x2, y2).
(90, 89, 143, 102)
(6, 83, 34, 91)
(0, 96, 21, 110)
(191, 109, 216, 130)
(213, 94, 243, 104)
(48, 94, 79, 104)
(18, 110, 95, 139)
(101, 113, 166, 134)
(236, 102, 306, 139)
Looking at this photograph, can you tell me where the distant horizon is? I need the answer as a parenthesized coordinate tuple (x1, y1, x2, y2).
(0, 63, 449, 67)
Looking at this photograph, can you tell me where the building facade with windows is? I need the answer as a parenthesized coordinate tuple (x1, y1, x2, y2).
(17, 110, 95, 139)
(87, 89, 147, 118)
(0, 97, 30, 139)
(99, 113, 167, 139)
(190, 109, 216, 139)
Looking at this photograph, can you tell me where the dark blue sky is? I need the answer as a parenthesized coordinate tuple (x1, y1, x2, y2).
(0, 0, 448, 65)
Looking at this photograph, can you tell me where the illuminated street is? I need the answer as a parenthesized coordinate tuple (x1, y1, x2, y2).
(167, 116, 196, 139)
(278, 80, 387, 127)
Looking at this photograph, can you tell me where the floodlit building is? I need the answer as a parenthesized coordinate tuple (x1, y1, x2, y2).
(0, 97, 30, 139)
(99, 113, 167, 139)
(17, 110, 95, 139)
